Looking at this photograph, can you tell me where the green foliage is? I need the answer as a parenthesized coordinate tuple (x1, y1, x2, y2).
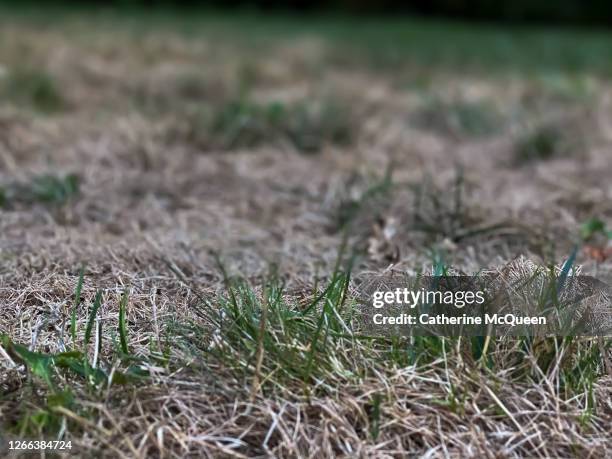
(2, 68, 65, 113)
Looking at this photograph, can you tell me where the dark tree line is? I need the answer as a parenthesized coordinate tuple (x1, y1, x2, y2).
(17, 0, 612, 25)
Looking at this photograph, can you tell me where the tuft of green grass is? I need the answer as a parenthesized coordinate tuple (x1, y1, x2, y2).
(183, 98, 354, 153)
(1, 68, 65, 113)
(170, 256, 610, 408)
(209, 99, 278, 149)
(412, 98, 502, 138)
(27, 174, 80, 204)
(171, 251, 360, 393)
(513, 122, 575, 164)
(580, 217, 612, 241)
(0, 173, 79, 208)
(218, 272, 353, 388)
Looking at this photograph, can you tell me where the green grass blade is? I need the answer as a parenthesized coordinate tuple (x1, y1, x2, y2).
(84, 290, 103, 348)
(119, 291, 129, 355)
(557, 245, 578, 294)
(70, 266, 85, 345)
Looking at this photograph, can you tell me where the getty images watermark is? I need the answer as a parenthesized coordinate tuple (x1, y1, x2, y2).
(356, 272, 612, 336)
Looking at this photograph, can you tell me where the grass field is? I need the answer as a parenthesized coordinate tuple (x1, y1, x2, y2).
(0, 7, 611, 458)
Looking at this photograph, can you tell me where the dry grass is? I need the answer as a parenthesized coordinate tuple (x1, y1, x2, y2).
(0, 9, 611, 458)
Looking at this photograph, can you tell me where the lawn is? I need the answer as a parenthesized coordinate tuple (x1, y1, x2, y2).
(0, 7, 610, 458)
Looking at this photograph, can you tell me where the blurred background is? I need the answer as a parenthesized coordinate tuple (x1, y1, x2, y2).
(9, 0, 612, 24)
(1, 0, 611, 274)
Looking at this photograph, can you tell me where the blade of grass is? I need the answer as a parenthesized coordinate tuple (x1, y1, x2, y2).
(70, 266, 85, 345)
(250, 286, 268, 400)
(118, 291, 129, 355)
(84, 290, 103, 348)
(557, 245, 578, 293)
